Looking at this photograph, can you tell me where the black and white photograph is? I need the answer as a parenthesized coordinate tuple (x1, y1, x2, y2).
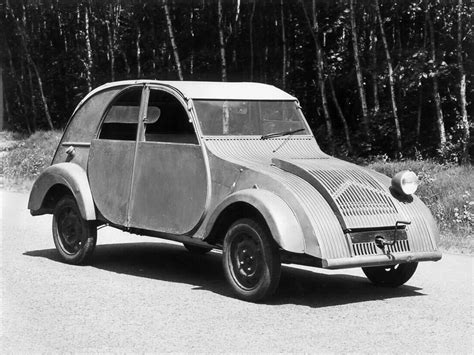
(0, 0, 472, 353)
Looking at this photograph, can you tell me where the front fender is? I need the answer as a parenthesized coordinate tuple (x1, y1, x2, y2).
(206, 189, 305, 253)
(28, 163, 96, 220)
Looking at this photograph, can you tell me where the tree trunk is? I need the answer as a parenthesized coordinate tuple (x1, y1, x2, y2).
(369, 28, 379, 114)
(136, 26, 142, 78)
(106, 20, 115, 81)
(121, 50, 131, 76)
(6, 43, 30, 133)
(0, 66, 3, 131)
(3, 86, 9, 130)
(416, 17, 429, 145)
(26, 62, 37, 131)
(190, 8, 195, 76)
(349, 0, 369, 138)
(457, 0, 470, 164)
(163, 0, 183, 80)
(57, 1, 68, 53)
(301, 0, 334, 155)
(249, 0, 256, 81)
(106, 3, 120, 82)
(426, 8, 447, 154)
(416, 89, 423, 144)
(217, 0, 227, 81)
(280, 0, 286, 89)
(328, 74, 353, 154)
(375, 0, 402, 153)
(84, 4, 93, 92)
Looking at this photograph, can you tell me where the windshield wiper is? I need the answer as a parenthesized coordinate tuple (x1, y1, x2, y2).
(261, 128, 305, 140)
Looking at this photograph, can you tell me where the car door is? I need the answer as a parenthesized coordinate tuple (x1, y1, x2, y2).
(128, 86, 208, 235)
(88, 85, 146, 226)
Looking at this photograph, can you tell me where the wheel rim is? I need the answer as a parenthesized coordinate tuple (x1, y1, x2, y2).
(229, 232, 263, 290)
(56, 206, 84, 255)
(382, 264, 399, 274)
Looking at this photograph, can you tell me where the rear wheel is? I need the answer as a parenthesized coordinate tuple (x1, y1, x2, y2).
(52, 196, 97, 265)
(362, 262, 418, 287)
(223, 218, 281, 302)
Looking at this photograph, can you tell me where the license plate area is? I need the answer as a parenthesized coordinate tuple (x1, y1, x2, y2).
(349, 229, 408, 244)
(347, 229, 410, 256)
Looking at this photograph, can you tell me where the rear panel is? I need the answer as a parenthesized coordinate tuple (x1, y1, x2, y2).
(52, 88, 123, 169)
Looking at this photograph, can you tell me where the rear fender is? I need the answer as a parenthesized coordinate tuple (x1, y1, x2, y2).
(206, 189, 305, 253)
(28, 163, 96, 220)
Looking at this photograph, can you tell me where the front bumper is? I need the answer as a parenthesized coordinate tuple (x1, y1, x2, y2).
(323, 251, 442, 269)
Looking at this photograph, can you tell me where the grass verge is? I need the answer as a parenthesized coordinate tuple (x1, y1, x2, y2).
(1, 130, 472, 254)
(0, 130, 61, 191)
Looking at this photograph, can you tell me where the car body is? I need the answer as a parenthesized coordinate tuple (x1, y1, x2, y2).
(29, 80, 442, 301)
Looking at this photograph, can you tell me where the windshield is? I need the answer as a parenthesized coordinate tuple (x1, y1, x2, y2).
(194, 100, 309, 136)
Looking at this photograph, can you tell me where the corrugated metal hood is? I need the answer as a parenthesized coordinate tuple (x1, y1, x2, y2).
(272, 157, 407, 230)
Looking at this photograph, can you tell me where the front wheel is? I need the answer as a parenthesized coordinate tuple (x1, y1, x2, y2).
(52, 196, 97, 265)
(223, 218, 281, 302)
(362, 262, 418, 287)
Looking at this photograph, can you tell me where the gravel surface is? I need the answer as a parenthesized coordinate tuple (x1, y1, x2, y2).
(1, 190, 472, 353)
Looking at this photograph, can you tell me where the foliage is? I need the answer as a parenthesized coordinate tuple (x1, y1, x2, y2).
(0, 130, 61, 188)
(0, 0, 472, 162)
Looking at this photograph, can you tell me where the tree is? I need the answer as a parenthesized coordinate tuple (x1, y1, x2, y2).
(349, 0, 369, 139)
(217, 0, 227, 81)
(457, 0, 470, 164)
(426, 3, 447, 155)
(301, 0, 334, 154)
(163, 0, 183, 81)
(374, 0, 402, 153)
(84, 2, 93, 92)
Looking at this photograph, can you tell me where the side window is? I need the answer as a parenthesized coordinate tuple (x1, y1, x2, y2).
(144, 90, 198, 144)
(99, 87, 142, 140)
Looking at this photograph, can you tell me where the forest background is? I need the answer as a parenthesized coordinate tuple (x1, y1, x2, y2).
(0, 0, 472, 251)
(0, 0, 472, 162)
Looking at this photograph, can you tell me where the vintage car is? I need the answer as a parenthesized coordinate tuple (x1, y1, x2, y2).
(29, 80, 442, 301)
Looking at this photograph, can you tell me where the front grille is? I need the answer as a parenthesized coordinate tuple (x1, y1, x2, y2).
(352, 239, 411, 256)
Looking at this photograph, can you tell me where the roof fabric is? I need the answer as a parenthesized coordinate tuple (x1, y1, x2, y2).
(87, 80, 296, 101)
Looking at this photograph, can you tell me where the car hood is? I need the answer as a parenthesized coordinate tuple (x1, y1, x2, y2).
(271, 157, 407, 230)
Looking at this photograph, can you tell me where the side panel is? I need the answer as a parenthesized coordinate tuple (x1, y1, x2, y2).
(87, 140, 135, 226)
(129, 142, 208, 234)
(28, 163, 96, 220)
(205, 189, 306, 253)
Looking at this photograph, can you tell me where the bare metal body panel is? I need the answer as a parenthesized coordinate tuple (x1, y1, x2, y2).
(53, 88, 122, 168)
(88, 140, 135, 226)
(128, 142, 208, 234)
(28, 163, 96, 220)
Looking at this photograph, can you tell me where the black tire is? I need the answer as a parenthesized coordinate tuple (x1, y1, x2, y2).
(52, 196, 97, 265)
(183, 243, 212, 255)
(362, 262, 418, 287)
(222, 218, 281, 302)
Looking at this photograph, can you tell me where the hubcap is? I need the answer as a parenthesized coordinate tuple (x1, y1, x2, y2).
(57, 207, 84, 254)
(230, 233, 263, 290)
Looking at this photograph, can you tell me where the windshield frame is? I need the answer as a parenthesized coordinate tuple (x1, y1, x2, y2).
(191, 99, 313, 139)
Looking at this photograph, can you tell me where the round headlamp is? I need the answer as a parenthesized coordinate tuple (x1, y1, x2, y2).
(391, 170, 419, 196)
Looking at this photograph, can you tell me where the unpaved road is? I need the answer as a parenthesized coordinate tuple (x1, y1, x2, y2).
(1, 190, 472, 353)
